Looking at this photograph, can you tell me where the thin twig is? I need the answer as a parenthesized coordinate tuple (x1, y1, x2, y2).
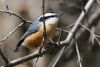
(57, 29, 64, 44)
(42, 0, 47, 38)
(90, 26, 96, 45)
(80, 24, 96, 45)
(33, 57, 39, 67)
(80, 24, 94, 35)
(80, 22, 100, 46)
(95, 34, 100, 38)
(0, 9, 31, 23)
(4, 0, 9, 10)
(34, 0, 47, 65)
(0, 22, 24, 46)
(56, 23, 75, 33)
(75, 41, 82, 67)
(63, 23, 74, 29)
(39, 0, 47, 52)
(56, 28, 69, 33)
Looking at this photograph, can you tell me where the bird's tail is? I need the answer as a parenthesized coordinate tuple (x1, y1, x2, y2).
(14, 39, 24, 52)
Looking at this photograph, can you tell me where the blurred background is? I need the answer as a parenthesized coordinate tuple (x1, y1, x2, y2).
(0, 0, 100, 67)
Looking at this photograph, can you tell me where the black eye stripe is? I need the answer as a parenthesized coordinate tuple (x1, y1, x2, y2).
(39, 15, 57, 22)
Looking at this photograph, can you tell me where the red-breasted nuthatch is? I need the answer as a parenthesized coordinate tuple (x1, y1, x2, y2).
(14, 12, 59, 52)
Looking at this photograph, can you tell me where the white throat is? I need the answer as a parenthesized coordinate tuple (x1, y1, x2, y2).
(45, 17, 58, 25)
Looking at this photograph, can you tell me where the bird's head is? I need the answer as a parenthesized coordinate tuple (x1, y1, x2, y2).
(38, 12, 59, 24)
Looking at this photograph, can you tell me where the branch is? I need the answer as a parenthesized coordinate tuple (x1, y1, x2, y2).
(56, 28, 69, 33)
(2, 45, 58, 67)
(57, 29, 64, 44)
(0, 22, 24, 46)
(0, 9, 32, 46)
(56, 23, 75, 33)
(75, 41, 82, 67)
(42, 0, 47, 38)
(0, 9, 31, 23)
(60, 0, 95, 45)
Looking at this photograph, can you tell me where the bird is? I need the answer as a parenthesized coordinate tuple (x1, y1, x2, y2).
(14, 12, 59, 52)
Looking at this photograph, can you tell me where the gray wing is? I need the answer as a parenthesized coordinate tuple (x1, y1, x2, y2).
(14, 20, 42, 52)
(21, 20, 41, 39)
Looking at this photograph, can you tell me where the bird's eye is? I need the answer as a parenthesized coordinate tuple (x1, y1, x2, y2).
(39, 17, 46, 22)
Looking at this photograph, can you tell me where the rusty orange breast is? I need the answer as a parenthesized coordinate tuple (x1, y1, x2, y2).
(23, 31, 43, 49)
(22, 24, 57, 49)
